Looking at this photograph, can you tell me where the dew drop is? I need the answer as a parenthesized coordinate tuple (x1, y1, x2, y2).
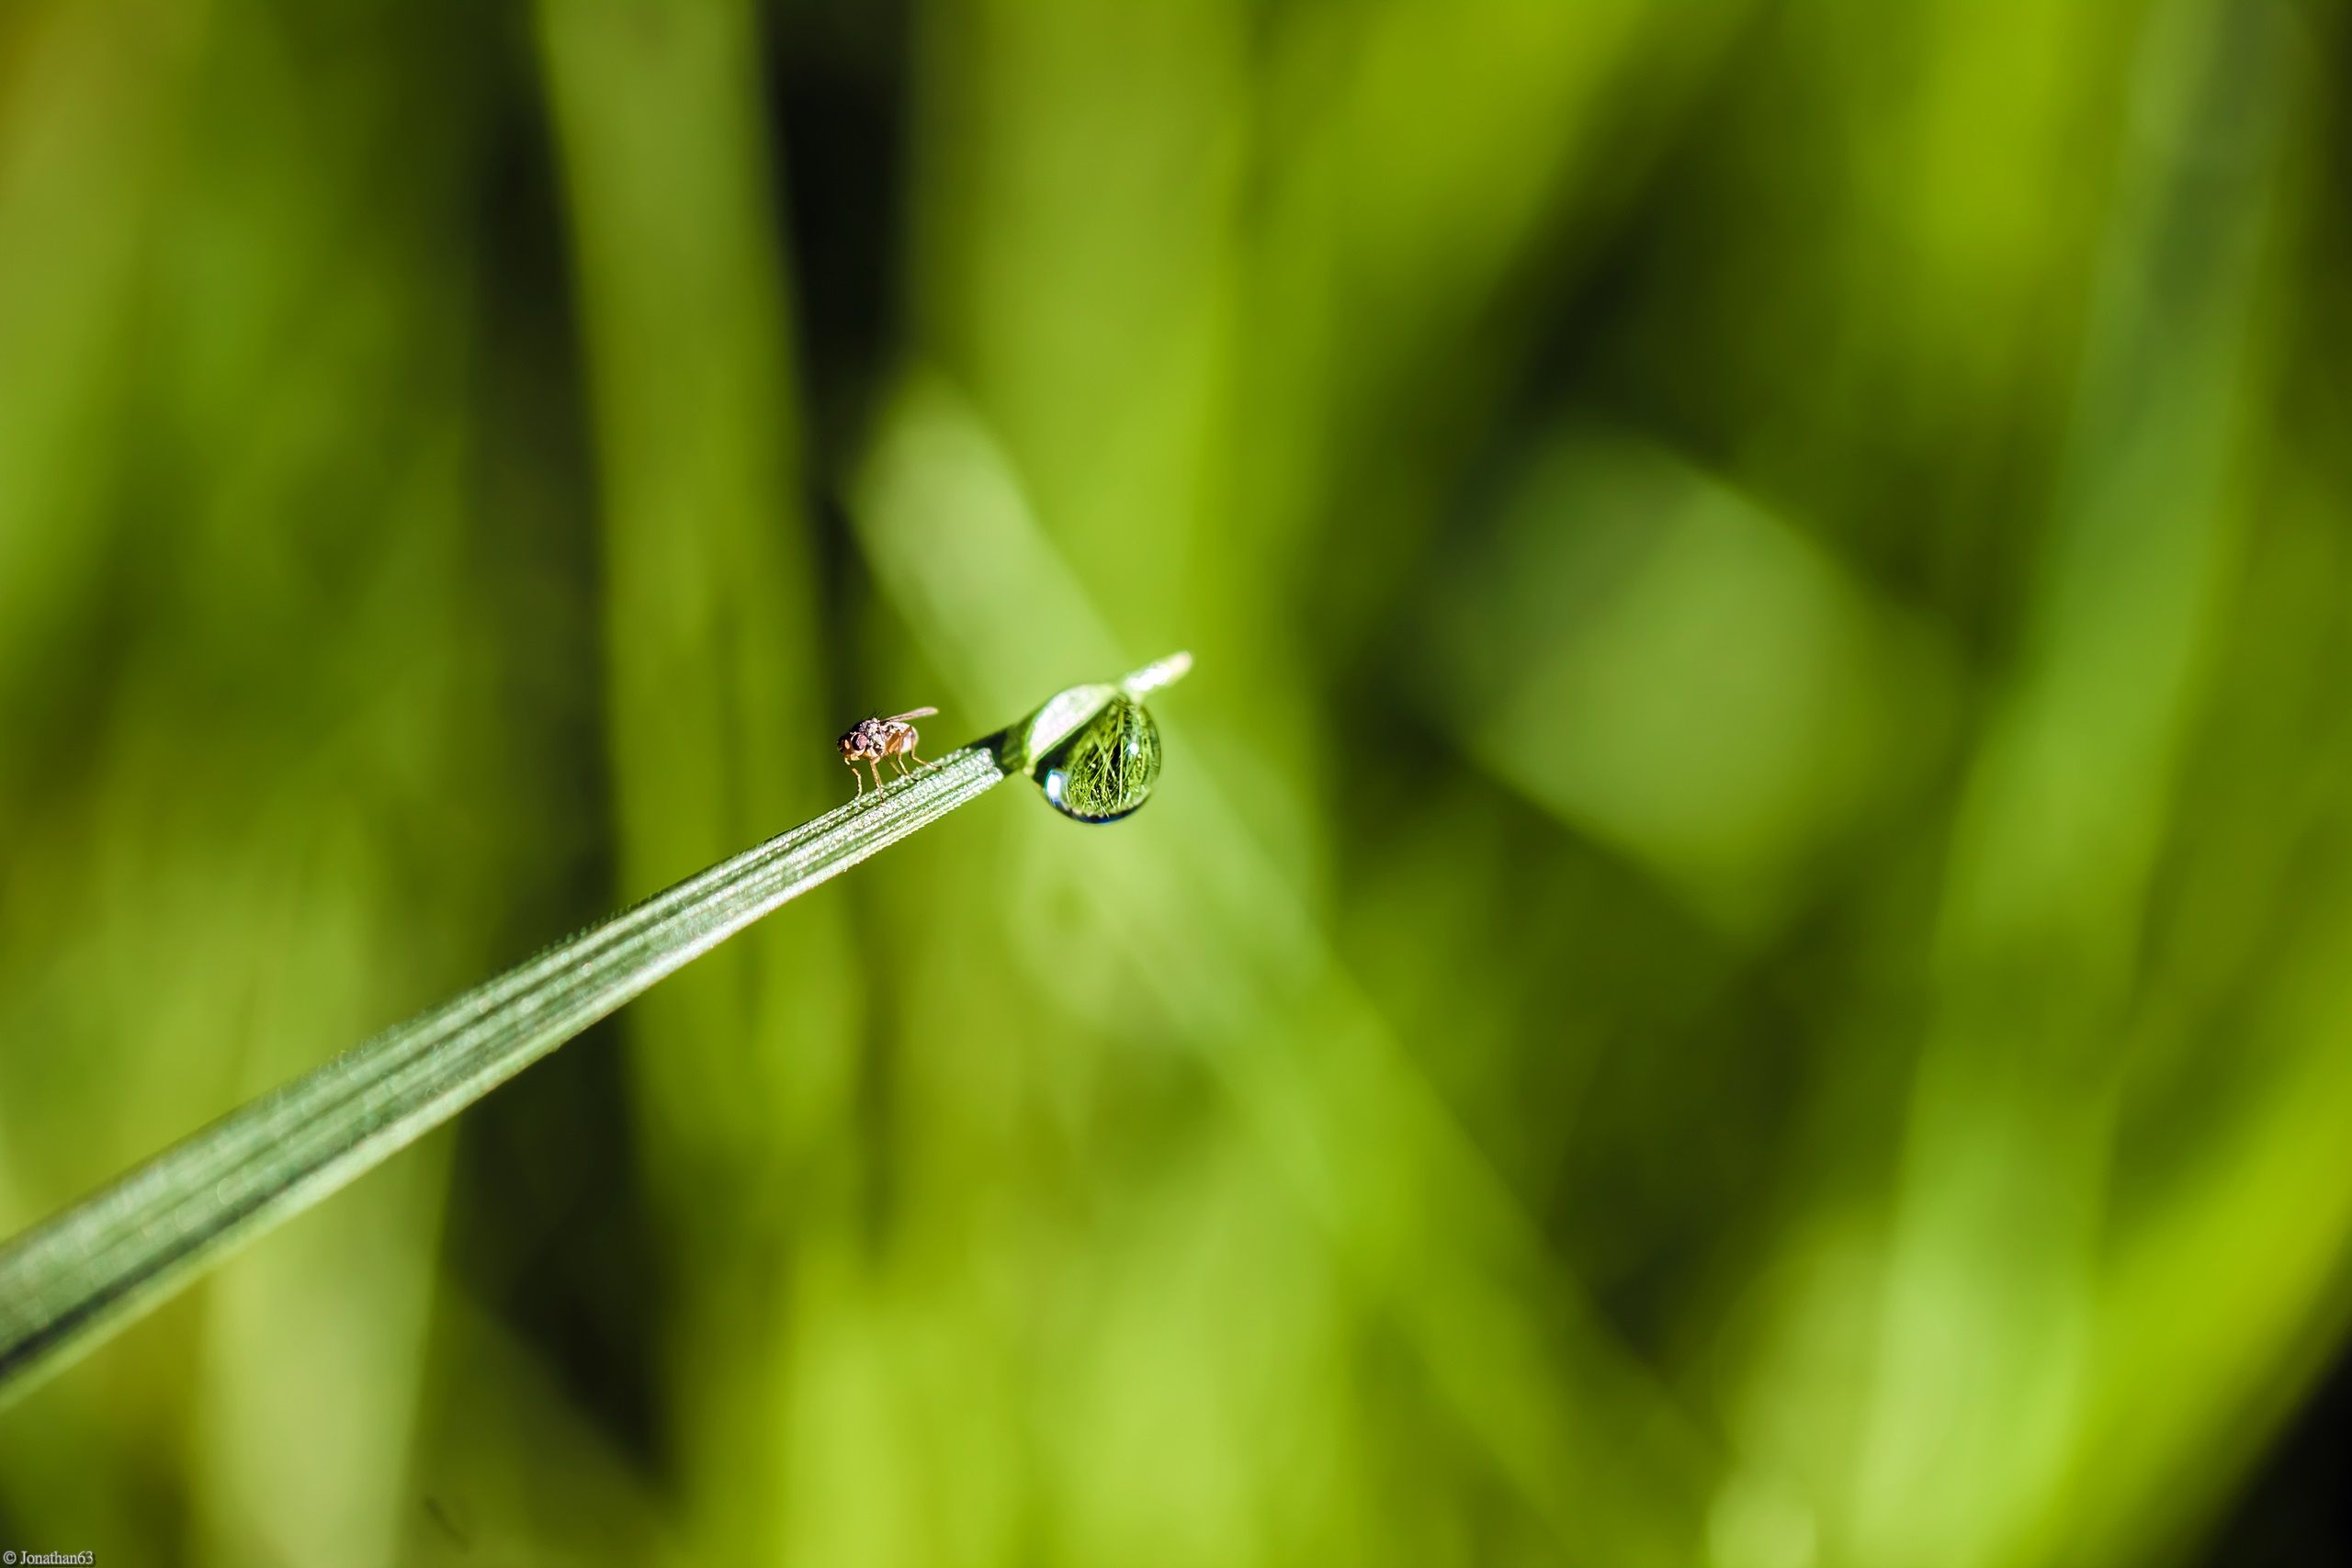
(1030, 694, 1161, 823)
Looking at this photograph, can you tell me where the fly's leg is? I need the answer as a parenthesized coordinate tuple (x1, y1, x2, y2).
(848, 757, 865, 798)
(868, 759, 888, 792)
(891, 754, 910, 776)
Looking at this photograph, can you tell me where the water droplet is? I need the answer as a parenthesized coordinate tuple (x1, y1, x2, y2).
(1030, 694, 1161, 823)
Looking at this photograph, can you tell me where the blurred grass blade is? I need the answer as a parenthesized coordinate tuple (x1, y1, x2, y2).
(0, 657, 1187, 1404)
(855, 377, 1714, 1562)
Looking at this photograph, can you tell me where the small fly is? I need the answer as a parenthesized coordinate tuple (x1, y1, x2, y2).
(839, 706, 939, 796)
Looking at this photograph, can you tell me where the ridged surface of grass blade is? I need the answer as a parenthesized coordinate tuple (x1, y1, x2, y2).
(0, 651, 1191, 1403)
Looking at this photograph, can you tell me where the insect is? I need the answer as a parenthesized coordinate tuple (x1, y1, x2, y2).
(839, 706, 940, 796)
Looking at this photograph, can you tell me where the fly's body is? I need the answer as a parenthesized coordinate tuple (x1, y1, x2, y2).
(839, 707, 938, 795)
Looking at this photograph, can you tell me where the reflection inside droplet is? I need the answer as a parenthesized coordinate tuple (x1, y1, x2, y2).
(1030, 694, 1162, 823)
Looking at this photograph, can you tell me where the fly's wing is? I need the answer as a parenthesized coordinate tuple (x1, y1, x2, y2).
(885, 706, 939, 722)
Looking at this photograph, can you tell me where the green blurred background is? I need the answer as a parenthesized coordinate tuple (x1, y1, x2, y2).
(4, 0, 2349, 1562)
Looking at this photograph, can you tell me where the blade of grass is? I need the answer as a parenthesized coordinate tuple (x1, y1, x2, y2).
(1852, 2, 2293, 1561)
(534, 3, 841, 1551)
(0, 654, 1190, 1404)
